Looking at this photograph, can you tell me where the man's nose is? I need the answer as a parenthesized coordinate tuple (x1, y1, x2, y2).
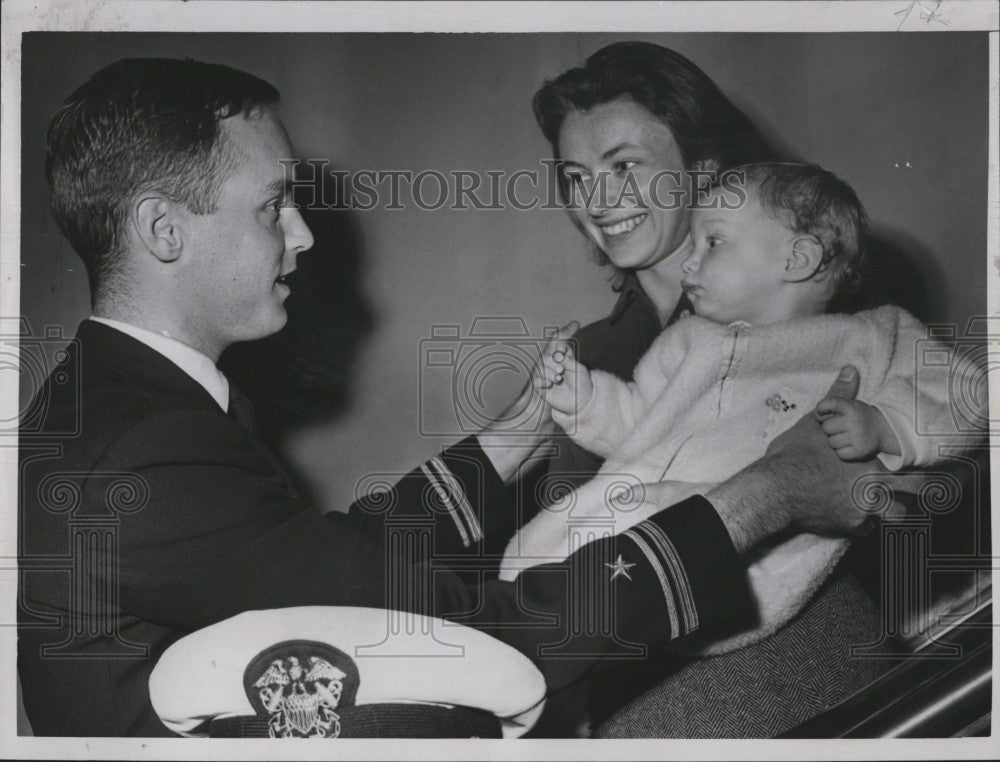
(282, 206, 315, 254)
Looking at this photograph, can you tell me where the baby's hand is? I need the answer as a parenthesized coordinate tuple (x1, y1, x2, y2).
(814, 396, 901, 462)
(535, 342, 592, 416)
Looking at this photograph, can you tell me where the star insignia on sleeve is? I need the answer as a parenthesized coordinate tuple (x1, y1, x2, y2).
(605, 554, 636, 581)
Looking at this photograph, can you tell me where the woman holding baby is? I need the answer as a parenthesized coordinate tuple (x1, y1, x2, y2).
(501, 41, 903, 738)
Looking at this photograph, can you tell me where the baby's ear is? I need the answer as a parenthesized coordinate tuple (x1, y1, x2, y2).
(782, 235, 824, 283)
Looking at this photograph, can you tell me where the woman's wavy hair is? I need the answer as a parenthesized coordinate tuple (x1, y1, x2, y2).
(533, 42, 773, 287)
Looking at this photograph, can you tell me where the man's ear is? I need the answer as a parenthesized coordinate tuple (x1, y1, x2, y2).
(132, 196, 184, 263)
(783, 235, 824, 283)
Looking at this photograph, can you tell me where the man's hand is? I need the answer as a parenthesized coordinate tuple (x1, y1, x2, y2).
(707, 365, 882, 553)
(765, 365, 881, 535)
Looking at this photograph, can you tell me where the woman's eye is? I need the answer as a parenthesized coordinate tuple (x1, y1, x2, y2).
(614, 160, 638, 174)
(707, 236, 721, 248)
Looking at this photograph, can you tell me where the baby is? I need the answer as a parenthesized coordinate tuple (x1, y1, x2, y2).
(500, 162, 978, 653)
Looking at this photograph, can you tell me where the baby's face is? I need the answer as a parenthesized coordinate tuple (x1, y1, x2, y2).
(682, 188, 796, 325)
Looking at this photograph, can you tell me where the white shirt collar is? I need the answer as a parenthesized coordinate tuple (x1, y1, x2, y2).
(89, 316, 230, 412)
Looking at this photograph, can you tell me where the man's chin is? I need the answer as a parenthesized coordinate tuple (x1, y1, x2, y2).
(266, 310, 289, 337)
(239, 310, 288, 344)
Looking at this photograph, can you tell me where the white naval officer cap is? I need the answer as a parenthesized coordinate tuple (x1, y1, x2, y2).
(149, 606, 546, 738)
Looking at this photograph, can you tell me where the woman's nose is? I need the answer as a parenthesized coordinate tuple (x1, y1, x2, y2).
(586, 172, 623, 217)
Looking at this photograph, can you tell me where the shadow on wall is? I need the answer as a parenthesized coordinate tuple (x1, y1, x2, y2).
(732, 107, 947, 326)
(830, 227, 945, 324)
(219, 167, 376, 490)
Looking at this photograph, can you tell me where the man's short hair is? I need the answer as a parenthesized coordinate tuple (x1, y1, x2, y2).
(732, 162, 869, 292)
(45, 57, 280, 297)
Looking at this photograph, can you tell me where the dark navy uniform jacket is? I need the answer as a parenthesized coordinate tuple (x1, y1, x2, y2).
(18, 319, 749, 736)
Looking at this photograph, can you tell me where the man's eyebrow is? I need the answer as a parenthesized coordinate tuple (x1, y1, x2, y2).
(263, 177, 291, 196)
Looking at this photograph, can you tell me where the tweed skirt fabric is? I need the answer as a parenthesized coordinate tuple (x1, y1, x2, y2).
(593, 571, 892, 738)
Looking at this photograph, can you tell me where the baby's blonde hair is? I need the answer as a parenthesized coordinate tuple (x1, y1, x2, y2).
(726, 162, 869, 294)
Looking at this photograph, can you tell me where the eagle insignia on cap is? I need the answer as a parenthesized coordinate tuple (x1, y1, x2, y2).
(244, 640, 360, 738)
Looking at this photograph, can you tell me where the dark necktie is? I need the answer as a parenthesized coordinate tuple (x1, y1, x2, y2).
(228, 383, 260, 434)
(227, 382, 299, 499)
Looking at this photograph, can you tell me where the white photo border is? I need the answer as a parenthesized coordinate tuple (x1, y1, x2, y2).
(2, 1, 998, 760)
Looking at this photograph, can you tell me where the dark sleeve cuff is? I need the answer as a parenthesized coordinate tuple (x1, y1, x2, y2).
(621, 495, 751, 640)
(452, 495, 752, 690)
(436, 436, 520, 554)
(347, 436, 516, 555)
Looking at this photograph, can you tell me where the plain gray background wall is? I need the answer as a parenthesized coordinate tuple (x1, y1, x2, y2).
(20, 32, 990, 514)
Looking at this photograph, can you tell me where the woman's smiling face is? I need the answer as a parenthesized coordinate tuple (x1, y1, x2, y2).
(557, 97, 696, 273)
